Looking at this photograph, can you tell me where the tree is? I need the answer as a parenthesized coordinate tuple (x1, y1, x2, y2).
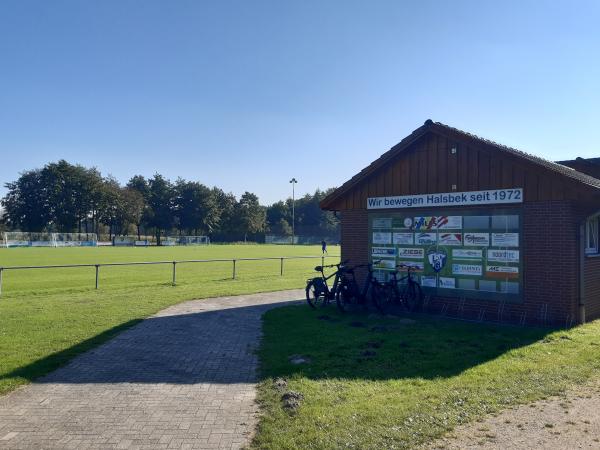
(1, 169, 51, 231)
(234, 192, 266, 242)
(174, 180, 218, 236)
(121, 188, 146, 239)
(145, 174, 175, 245)
(266, 201, 292, 235)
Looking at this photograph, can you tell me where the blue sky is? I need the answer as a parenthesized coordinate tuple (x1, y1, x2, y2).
(1, 1, 599, 204)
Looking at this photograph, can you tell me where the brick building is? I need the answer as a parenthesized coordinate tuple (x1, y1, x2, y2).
(320, 120, 600, 326)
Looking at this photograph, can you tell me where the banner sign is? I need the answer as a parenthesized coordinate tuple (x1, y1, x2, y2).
(452, 249, 483, 260)
(415, 232, 437, 244)
(487, 249, 519, 262)
(367, 188, 523, 209)
(372, 247, 396, 258)
(398, 247, 425, 259)
(463, 233, 490, 246)
(439, 233, 463, 246)
(452, 263, 483, 276)
(491, 233, 519, 247)
(413, 216, 462, 230)
(393, 232, 414, 245)
(372, 232, 392, 244)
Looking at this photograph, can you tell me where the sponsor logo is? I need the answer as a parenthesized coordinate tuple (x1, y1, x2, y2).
(403, 218, 413, 228)
(491, 233, 519, 247)
(415, 232, 437, 244)
(439, 233, 463, 246)
(452, 249, 483, 259)
(372, 232, 392, 245)
(421, 276, 437, 288)
(452, 263, 483, 276)
(413, 216, 462, 230)
(486, 265, 519, 279)
(439, 277, 456, 289)
(427, 247, 447, 272)
(372, 218, 392, 229)
(371, 247, 396, 258)
(373, 259, 396, 270)
(463, 233, 490, 246)
(398, 247, 424, 259)
(487, 249, 519, 263)
(398, 261, 424, 272)
(392, 232, 414, 245)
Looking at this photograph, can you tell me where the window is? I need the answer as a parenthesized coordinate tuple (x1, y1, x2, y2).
(586, 216, 599, 254)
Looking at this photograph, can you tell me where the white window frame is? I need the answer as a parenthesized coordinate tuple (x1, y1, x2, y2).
(585, 215, 599, 255)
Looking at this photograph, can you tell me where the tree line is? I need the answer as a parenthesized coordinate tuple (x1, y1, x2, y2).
(0, 160, 339, 244)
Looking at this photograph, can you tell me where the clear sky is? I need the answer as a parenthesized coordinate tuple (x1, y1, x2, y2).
(1, 1, 599, 204)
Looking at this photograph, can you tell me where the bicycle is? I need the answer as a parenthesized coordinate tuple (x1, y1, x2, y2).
(305, 260, 349, 308)
(335, 261, 384, 312)
(374, 264, 423, 314)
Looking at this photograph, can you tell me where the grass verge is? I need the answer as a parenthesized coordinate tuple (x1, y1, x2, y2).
(253, 304, 600, 449)
(0, 244, 339, 396)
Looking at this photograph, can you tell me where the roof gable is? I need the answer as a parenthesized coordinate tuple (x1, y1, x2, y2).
(321, 120, 600, 210)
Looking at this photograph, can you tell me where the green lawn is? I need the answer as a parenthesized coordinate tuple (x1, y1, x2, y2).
(253, 305, 600, 449)
(0, 244, 339, 396)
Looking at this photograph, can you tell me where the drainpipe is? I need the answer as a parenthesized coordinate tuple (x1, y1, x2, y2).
(579, 221, 586, 324)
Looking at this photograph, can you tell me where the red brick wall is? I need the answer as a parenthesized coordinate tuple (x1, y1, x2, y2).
(340, 201, 582, 327)
(584, 256, 600, 321)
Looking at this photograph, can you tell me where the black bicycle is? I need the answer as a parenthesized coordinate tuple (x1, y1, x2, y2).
(335, 262, 383, 312)
(305, 260, 349, 308)
(375, 264, 423, 314)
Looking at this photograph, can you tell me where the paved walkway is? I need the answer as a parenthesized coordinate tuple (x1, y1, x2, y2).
(0, 289, 304, 449)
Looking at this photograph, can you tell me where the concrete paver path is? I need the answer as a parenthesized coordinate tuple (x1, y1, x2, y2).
(0, 289, 304, 449)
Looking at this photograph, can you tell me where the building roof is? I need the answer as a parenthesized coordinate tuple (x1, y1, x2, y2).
(321, 120, 600, 209)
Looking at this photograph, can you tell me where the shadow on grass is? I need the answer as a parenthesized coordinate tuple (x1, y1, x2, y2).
(258, 304, 553, 381)
(2, 301, 552, 388)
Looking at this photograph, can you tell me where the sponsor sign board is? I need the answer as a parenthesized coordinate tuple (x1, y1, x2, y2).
(374, 259, 396, 270)
(439, 277, 456, 289)
(372, 247, 396, 258)
(372, 232, 392, 244)
(367, 188, 523, 209)
(415, 232, 437, 244)
(398, 247, 425, 259)
(491, 233, 519, 247)
(463, 233, 490, 246)
(372, 218, 392, 228)
(452, 263, 483, 276)
(438, 233, 463, 246)
(452, 249, 483, 260)
(413, 216, 462, 230)
(393, 232, 414, 245)
(427, 247, 448, 272)
(421, 276, 437, 288)
(487, 249, 519, 263)
(398, 261, 424, 271)
(486, 265, 519, 279)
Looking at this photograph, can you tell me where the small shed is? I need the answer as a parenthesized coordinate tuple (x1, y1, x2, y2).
(321, 120, 600, 326)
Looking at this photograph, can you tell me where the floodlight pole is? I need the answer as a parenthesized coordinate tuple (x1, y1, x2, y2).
(289, 178, 297, 245)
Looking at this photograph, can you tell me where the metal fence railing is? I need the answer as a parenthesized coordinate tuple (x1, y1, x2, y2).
(0, 255, 339, 297)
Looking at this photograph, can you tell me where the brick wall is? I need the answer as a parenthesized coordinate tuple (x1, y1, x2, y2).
(584, 256, 600, 321)
(339, 201, 583, 327)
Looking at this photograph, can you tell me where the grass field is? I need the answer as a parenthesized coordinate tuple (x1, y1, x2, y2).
(253, 305, 600, 449)
(0, 244, 339, 396)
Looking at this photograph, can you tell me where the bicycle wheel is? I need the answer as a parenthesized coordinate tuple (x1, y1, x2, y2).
(335, 280, 357, 312)
(403, 281, 423, 312)
(306, 280, 326, 308)
(373, 283, 392, 314)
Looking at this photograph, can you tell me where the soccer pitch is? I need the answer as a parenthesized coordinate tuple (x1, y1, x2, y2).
(0, 244, 339, 396)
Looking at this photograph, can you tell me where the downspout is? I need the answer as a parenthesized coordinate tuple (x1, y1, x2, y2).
(579, 221, 586, 324)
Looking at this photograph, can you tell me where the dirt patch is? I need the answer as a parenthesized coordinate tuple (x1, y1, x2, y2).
(426, 379, 600, 449)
